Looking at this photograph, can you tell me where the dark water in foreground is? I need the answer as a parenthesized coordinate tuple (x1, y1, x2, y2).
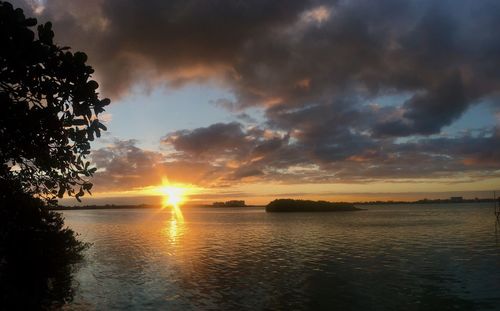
(62, 203, 500, 310)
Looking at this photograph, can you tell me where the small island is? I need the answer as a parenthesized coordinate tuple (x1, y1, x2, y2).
(212, 200, 247, 207)
(266, 199, 361, 212)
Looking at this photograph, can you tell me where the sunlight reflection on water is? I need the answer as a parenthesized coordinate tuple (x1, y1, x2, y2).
(164, 215, 186, 245)
(62, 203, 500, 310)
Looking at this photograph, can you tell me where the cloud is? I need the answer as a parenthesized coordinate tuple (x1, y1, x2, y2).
(374, 72, 468, 136)
(159, 122, 500, 185)
(15, 0, 310, 97)
(90, 131, 290, 191)
(163, 122, 249, 157)
(88, 124, 500, 193)
(90, 139, 234, 191)
(17, 1, 500, 113)
(90, 139, 164, 191)
(13, 0, 500, 186)
(161, 123, 292, 182)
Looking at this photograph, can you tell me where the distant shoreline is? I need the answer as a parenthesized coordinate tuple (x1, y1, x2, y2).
(49, 204, 265, 211)
(50, 198, 497, 211)
(355, 198, 497, 205)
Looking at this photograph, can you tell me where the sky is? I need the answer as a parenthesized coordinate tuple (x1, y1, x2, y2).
(14, 0, 500, 204)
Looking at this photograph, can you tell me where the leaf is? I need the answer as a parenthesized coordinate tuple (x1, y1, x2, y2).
(72, 118, 87, 126)
(87, 80, 99, 90)
(38, 22, 54, 44)
(97, 122, 107, 131)
(57, 184, 66, 198)
(74, 52, 88, 64)
(87, 129, 94, 141)
(25, 17, 37, 27)
(101, 98, 111, 106)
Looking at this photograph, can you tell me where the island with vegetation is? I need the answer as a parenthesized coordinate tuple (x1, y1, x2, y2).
(266, 199, 361, 212)
(212, 200, 246, 207)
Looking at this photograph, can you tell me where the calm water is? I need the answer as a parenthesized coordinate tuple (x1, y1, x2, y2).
(62, 203, 500, 310)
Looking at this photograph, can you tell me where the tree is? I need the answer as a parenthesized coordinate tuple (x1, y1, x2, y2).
(0, 179, 88, 308)
(0, 1, 110, 203)
(0, 2, 109, 307)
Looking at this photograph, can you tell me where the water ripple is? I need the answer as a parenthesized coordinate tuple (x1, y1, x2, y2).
(63, 203, 500, 310)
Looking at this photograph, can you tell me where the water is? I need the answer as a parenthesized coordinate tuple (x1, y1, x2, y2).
(61, 203, 500, 310)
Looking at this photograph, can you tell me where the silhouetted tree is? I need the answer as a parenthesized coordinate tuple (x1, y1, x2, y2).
(0, 1, 109, 308)
(0, 1, 109, 203)
(0, 178, 88, 308)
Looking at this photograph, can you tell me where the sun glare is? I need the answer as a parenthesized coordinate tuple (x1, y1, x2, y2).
(153, 180, 201, 222)
(159, 184, 188, 222)
(161, 186, 186, 207)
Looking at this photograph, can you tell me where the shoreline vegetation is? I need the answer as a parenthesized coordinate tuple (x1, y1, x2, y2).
(266, 199, 361, 212)
(212, 200, 246, 207)
(49, 197, 499, 211)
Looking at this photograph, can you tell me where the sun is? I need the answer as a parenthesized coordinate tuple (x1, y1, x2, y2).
(161, 186, 186, 207)
(159, 183, 188, 222)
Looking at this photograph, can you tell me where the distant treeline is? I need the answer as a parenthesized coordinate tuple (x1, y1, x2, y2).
(212, 200, 246, 207)
(266, 199, 360, 212)
(51, 202, 249, 210)
(50, 197, 498, 210)
(356, 198, 499, 205)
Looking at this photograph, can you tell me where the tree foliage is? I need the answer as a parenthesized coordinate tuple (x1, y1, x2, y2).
(0, 178, 89, 308)
(0, 1, 110, 203)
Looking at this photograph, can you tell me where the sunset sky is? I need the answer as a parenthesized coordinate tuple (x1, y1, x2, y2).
(16, 0, 500, 204)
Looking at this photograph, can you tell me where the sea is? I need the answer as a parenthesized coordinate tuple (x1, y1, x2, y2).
(61, 203, 500, 310)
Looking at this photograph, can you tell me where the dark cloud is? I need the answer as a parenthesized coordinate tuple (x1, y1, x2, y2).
(15, 0, 311, 97)
(17, 1, 500, 114)
(161, 122, 292, 182)
(164, 122, 246, 156)
(158, 122, 500, 185)
(90, 139, 231, 191)
(235, 112, 258, 124)
(90, 139, 164, 190)
(13, 0, 500, 185)
(89, 125, 500, 192)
